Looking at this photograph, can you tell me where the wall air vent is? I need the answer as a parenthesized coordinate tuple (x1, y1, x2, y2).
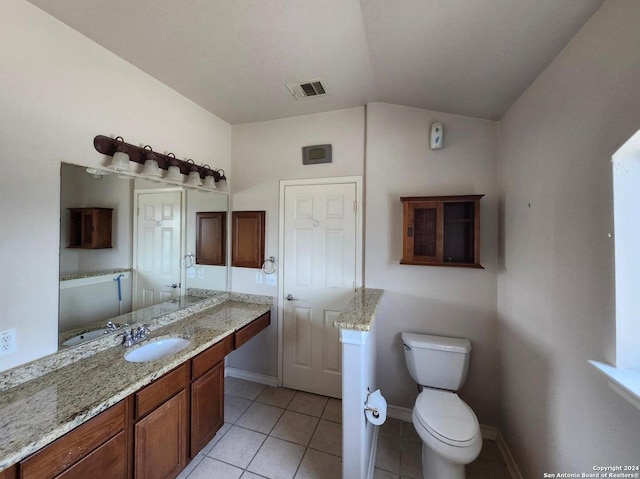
(286, 79, 329, 99)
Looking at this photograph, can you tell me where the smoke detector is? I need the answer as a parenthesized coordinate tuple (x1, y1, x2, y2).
(286, 79, 329, 99)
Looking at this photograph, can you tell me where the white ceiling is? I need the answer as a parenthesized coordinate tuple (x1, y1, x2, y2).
(27, 0, 603, 124)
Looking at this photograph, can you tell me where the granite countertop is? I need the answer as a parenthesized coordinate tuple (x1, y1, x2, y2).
(334, 288, 384, 331)
(59, 268, 132, 282)
(0, 297, 271, 472)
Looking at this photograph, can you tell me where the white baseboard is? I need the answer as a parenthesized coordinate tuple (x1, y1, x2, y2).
(387, 404, 413, 422)
(224, 367, 279, 387)
(367, 425, 380, 479)
(387, 404, 520, 479)
(496, 429, 524, 479)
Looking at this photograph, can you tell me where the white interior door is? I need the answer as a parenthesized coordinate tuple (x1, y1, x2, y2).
(282, 182, 357, 398)
(134, 190, 183, 309)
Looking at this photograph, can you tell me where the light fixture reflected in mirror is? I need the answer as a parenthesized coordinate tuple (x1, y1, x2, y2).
(85, 167, 111, 180)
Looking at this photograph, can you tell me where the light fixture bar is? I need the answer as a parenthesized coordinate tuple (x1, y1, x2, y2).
(93, 135, 223, 182)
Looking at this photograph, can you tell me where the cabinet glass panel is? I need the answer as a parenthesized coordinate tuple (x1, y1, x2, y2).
(413, 207, 437, 257)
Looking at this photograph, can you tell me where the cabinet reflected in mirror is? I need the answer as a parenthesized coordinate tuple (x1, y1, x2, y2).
(59, 163, 229, 344)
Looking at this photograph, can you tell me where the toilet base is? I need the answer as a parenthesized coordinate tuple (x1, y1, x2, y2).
(422, 443, 466, 479)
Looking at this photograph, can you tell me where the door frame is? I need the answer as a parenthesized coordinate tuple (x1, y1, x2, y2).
(277, 176, 363, 386)
(132, 187, 187, 310)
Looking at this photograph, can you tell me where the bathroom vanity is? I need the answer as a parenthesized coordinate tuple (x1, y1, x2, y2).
(0, 295, 271, 478)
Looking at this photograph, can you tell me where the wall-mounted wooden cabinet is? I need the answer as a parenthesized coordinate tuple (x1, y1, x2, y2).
(195, 212, 226, 266)
(231, 211, 265, 268)
(400, 195, 483, 268)
(68, 208, 113, 249)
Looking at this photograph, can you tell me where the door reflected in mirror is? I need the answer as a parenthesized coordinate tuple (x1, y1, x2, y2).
(59, 163, 229, 346)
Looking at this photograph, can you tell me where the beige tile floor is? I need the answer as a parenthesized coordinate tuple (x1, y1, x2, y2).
(177, 377, 509, 479)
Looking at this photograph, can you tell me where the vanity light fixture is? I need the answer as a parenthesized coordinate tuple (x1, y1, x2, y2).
(201, 165, 218, 190)
(141, 145, 162, 179)
(107, 136, 131, 172)
(186, 160, 203, 188)
(93, 135, 226, 190)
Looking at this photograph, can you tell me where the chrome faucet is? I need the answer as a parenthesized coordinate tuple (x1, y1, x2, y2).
(106, 321, 129, 332)
(120, 325, 151, 347)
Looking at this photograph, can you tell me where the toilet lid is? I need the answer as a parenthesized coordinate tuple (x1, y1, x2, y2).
(414, 389, 479, 445)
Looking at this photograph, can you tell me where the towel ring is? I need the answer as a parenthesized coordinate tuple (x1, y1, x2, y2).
(181, 252, 195, 269)
(262, 256, 276, 275)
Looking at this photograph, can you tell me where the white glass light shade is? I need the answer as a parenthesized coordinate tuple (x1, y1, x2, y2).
(186, 170, 203, 188)
(165, 165, 183, 183)
(142, 158, 162, 178)
(202, 175, 217, 189)
(108, 150, 131, 172)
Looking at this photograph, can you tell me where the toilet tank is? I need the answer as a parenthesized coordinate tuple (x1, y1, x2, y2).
(402, 332, 471, 391)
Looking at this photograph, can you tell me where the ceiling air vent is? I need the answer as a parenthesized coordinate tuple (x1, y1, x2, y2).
(286, 79, 329, 99)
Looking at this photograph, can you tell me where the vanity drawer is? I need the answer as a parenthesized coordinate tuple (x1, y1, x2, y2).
(191, 335, 233, 380)
(135, 363, 189, 420)
(20, 400, 126, 479)
(234, 312, 270, 349)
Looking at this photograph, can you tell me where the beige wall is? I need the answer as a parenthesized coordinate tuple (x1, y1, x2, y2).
(0, 0, 230, 372)
(497, 0, 640, 474)
(228, 107, 365, 376)
(365, 102, 500, 425)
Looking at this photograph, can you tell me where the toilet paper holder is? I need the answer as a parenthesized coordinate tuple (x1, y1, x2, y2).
(364, 388, 380, 419)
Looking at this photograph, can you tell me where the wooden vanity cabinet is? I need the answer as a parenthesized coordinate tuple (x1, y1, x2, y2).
(67, 208, 113, 249)
(0, 465, 17, 479)
(7, 310, 272, 479)
(19, 399, 130, 479)
(134, 363, 189, 479)
(234, 311, 270, 349)
(190, 335, 233, 457)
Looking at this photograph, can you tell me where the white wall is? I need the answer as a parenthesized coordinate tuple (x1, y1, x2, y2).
(228, 107, 365, 377)
(365, 103, 500, 425)
(497, 0, 640, 474)
(0, 0, 230, 372)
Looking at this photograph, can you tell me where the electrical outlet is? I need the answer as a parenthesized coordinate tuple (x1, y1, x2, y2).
(197, 268, 205, 279)
(256, 272, 263, 284)
(0, 329, 16, 355)
(265, 273, 277, 286)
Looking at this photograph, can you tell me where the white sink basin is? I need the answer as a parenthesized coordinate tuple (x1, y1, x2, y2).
(62, 329, 108, 347)
(124, 336, 191, 363)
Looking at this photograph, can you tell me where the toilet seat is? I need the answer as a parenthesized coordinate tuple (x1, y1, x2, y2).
(413, 389, 479, 447)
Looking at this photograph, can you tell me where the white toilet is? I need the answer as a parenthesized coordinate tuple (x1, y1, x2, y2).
(402, 332, 482, 479)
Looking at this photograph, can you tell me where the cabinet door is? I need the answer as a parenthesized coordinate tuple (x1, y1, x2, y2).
(401, 200, 443, 264)
(190, 362, 224, 457)
(231, 211, 265, 268)
(135, 390, 188, 479)
(54, 431, 128, 479)
(196, 212, 226, 266)
(21, 400, 127, 479)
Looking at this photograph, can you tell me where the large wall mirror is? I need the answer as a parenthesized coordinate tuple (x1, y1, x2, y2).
(58, 163, 229, 346)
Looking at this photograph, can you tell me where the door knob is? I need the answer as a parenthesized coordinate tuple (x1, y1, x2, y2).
(167, 283, 179, 289)
(286, 294, 298, 301)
